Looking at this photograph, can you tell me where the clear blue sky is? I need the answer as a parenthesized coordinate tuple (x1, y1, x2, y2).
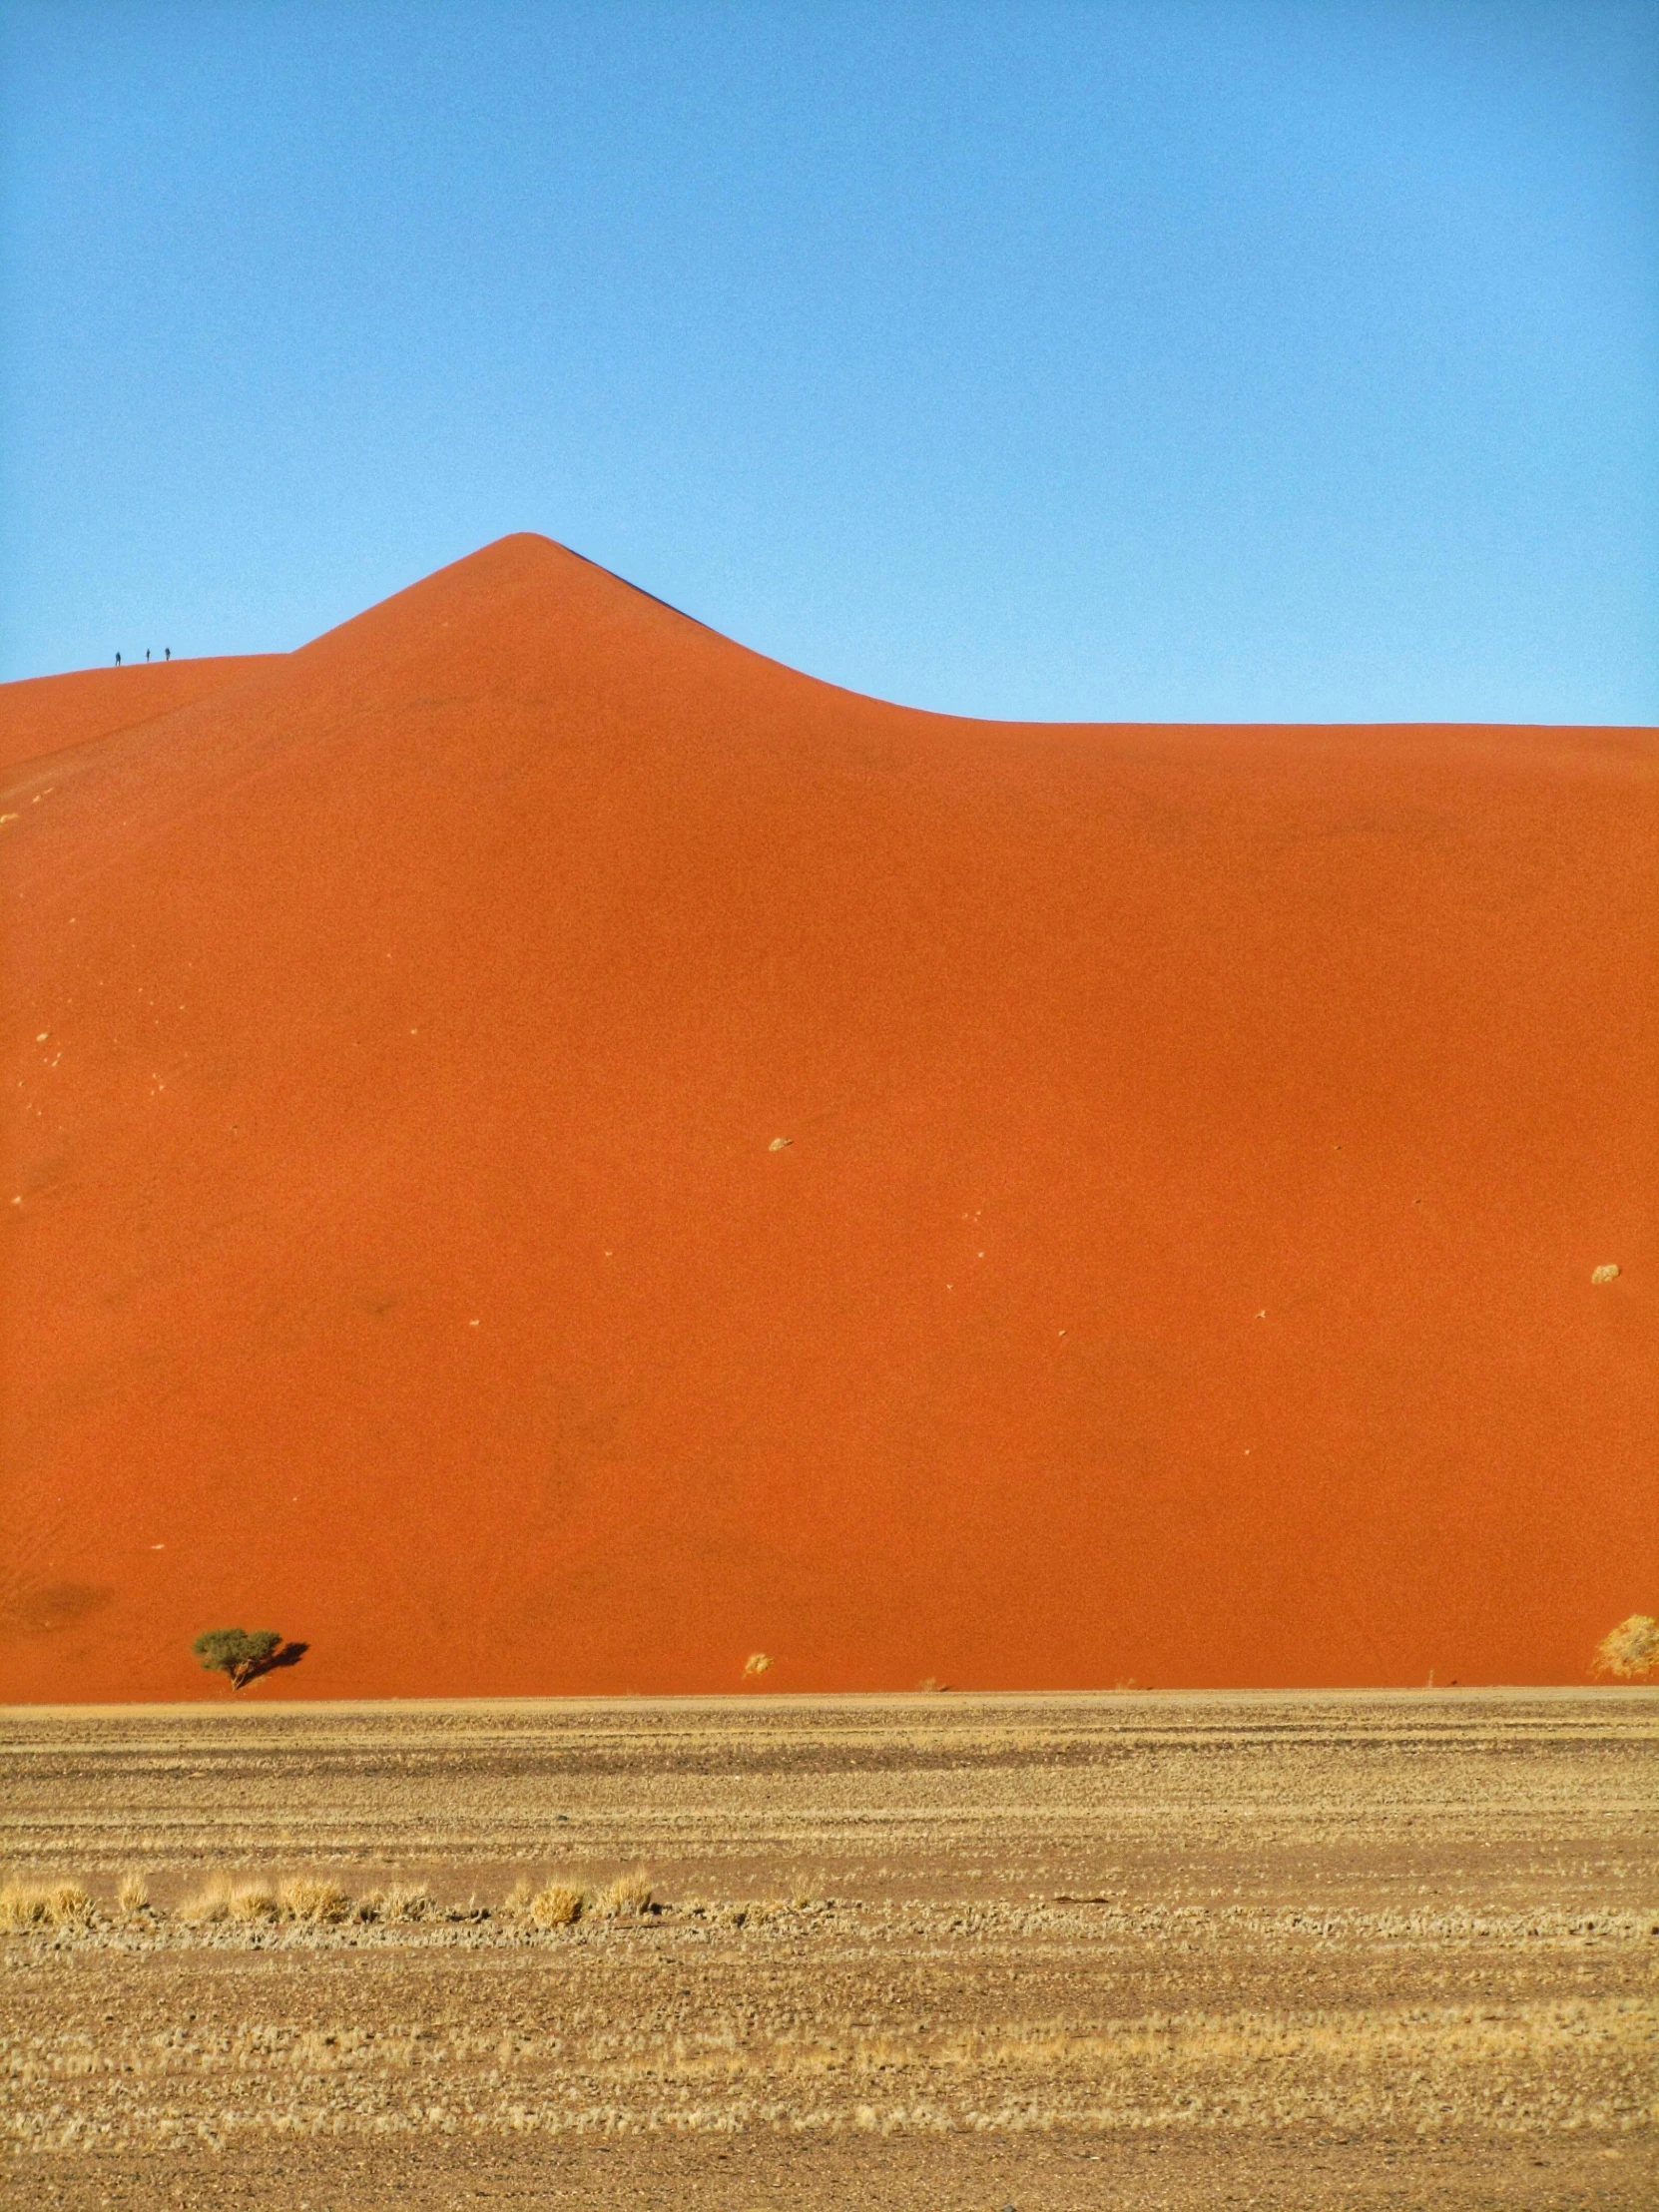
(2, 1, 1654, 720)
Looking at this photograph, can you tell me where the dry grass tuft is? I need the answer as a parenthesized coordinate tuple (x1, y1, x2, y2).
(180, 1870, 353, 1924)
(0, 1879, 93, 1931)
(1594, 1613, 1659, 1680)
(592, 1869, 653, 1919)
(359, 1882, 432, 1924)
(527, 1882, 586, 1928)
(116, 1871, 149, 1918)
(227, 1882, 280, 1923)
(277, 1875, 350, 1924)
(178, 1874, 232, 1924)
(4, 1887, 41, 1931)
(47, 1880, 92, 1926)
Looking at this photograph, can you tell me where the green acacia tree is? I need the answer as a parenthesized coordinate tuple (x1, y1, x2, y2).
(192, 1627, 282, 1692)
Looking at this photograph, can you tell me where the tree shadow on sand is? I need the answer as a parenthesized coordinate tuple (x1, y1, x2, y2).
(243, 1640, 309, 1687)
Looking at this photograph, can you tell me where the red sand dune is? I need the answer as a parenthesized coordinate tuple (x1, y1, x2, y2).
(1, 536, 1653, 1701)
(0, 655, 281, 775)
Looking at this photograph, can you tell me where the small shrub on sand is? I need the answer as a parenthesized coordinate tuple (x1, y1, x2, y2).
(192, 1626, 283, 1692)
(116, 1872, 149, 1918)
(1594, 1614, 1659, 1680)
(528, 1883, 586, 1928)
(277, 1875, 349, 1924)
(592, 1870, 653, 1919)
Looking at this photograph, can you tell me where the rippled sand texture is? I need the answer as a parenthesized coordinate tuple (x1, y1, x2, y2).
(2, 1691, 1655, 2206)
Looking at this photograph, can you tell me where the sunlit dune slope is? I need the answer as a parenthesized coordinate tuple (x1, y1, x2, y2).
(2, 535, 1653, 1700)
(0, 656, 282, 774)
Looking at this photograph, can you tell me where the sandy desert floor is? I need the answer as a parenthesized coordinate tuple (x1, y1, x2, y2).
(2, 1689, 1655, 2209)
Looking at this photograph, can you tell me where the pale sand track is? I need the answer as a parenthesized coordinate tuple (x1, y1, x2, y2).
(2, 1690, 1655, 2207)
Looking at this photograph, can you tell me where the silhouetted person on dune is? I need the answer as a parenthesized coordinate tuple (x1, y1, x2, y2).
(165, 648, 171, 661)
(115, 653, 121, 667)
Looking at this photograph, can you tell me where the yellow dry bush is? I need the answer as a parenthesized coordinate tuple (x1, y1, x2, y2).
(360, 1882, 431, 1924)
(116, 1872, 149, 1918)
(0, 1879, 94, 1931)
(226, 1882, 279, 1923)
(502, 1876, 535, 1918)
(1594, 1614, 1659, 1680)
(527, 1882, 586, 1929)
(178, 1873, 234, 1924)
(45, 1881, 92, 1927)
(277, 1875, 350, 1924)
(592, 1870, 653, 1919)
(0, 1882, 50, 1931)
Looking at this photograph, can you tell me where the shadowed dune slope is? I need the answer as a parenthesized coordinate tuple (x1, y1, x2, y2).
(2, 535, 1654, 1700)
(0, 656, 282, 774)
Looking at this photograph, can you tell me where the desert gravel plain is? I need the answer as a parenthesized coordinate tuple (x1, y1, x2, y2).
(1, 1689, 1655, 2210)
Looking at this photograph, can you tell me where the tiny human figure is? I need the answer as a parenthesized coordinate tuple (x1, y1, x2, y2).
(146, 649, 152, 662)
(115, 652, 121, 667)
(165, 647, 171, 661)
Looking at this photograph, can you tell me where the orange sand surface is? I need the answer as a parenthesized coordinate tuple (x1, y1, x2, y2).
(1, 537, 1653, 1701)
(0, 656, 281, 774)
